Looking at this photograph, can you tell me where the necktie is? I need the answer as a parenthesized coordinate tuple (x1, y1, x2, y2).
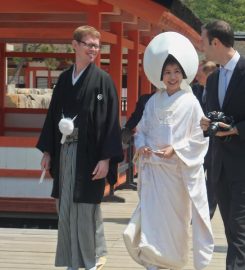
(202, 87, 206, 104)
(218, 67, 228, 107)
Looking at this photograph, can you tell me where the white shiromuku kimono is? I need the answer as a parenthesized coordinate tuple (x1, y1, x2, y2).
(123, 90, 214, 270)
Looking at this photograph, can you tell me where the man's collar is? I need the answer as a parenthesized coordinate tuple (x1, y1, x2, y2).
(223, 51, 240, 71)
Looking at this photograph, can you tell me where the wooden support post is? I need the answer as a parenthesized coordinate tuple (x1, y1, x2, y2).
(140, 53, 151, 95)
(140, 36, 151, 95)
(48, 69, 51, 88)
(25, 65, 30, 88)
(0, 43, 6, 135)
(127, 30, 139, 119)
(87, 10, 101, 67)
(109, 22, 123, 116)
(33, 70, 36, 88)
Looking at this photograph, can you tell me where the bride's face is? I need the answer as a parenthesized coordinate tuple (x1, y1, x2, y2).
(162, 63, 183, 95)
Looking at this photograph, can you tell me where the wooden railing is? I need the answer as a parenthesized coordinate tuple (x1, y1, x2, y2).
(0, 136, 135, 218)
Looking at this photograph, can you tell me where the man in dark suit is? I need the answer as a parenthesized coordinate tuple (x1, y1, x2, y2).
(193, 60, 217, 113)
(200, 20, 245, 270)
(193, 60, 218, 219)
(120, 92, 154, 182)
(121, 92, 154, 144)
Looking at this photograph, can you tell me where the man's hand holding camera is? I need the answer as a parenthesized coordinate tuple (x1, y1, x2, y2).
(200, 115, 239, 137)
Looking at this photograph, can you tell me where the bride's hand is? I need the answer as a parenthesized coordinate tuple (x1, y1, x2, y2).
(137, 146, 152, 158)
(153, 145, 174, 159)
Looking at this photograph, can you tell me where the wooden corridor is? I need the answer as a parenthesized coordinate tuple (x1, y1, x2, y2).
(0, 189, 227, 270)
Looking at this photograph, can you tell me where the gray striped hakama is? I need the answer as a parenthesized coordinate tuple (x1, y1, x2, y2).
(55, 129, 107, 270)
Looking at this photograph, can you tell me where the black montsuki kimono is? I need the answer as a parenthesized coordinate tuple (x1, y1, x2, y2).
(36, 63, 124, 203)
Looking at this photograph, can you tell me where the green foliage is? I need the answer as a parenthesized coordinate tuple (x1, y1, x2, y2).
(183, 0, 245, 31)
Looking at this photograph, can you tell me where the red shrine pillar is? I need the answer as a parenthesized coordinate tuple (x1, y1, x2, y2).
(0, 43, 6, 135)
(140, 53, 151, 95)
(140, 37, 151, 95)
(109, 22, 123, 118)
(87, 10, 101, 68)
(127, 30, 139, 119)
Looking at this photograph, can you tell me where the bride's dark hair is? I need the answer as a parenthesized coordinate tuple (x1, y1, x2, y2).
(160, 54, 187, 80)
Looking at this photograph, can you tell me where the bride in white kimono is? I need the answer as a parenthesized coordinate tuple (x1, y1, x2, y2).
(123, 33, 214, 270)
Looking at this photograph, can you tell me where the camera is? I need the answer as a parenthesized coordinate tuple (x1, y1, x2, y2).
(206, 111, 234, 136)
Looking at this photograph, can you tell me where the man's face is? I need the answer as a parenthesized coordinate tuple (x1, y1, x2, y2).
(201, 29, 216, 62)
(73, 34, 100, 63)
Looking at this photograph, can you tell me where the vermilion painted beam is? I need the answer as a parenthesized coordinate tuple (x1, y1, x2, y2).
(103, 0, 201, 50)
(122, 38, 134, 50)
(101, 30, 117, 44)
(5, 51, 133, 62)
(0, 27, 117, 44)
(139, 44, 146, 54)
(103, 10, 137, 25)
(0, 22, 86, 29)
(4, 127, 42, 133)
(4, 108, 47, 114)
(124, 17, 151, 33)
(0, 13, 86, 23)
(75, 0, 98, 5)
(0, 27, 75, 43)
(0, 0, 113, 13)
(160, 12, 201, 51)
(0, 197, 56, 214)
(104, 0, 168, 25)
(0, 169, 50, 178)
(127, 30, 139, 119)
(75, 0, 115, 13)
(6, 51, 75, 59)
(0, 136, 37, 147)
(0, 0, 201, 49)
(5, 51, 132, 60)
(0, 0, 86, 13)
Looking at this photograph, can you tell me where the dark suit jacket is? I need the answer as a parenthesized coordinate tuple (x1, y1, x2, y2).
(192, 83, 206, 114)
(125, 93, 154, 130)
(192, 83, 212, 169)
(206, 56, 245, 184)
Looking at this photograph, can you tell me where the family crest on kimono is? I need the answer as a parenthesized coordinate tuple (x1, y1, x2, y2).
(37, 25, 123, 270)
(123, 32, 214, 270)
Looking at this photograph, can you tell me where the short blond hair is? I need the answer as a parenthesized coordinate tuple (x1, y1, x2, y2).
(73, 25, 101, 41)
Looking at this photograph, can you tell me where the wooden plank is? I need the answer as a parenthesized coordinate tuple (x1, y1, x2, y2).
(0, 174, 126, 214)
(0, 137, 37, 147)
(0, 198, 56, 213)
(0, 189, 227, 269)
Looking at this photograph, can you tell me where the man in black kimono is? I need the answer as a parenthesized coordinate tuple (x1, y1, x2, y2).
(37, 25, 123, 270)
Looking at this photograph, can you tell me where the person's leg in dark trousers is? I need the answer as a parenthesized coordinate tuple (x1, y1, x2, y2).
(215, 168, 245, 270)
(205, 163, 218, 219)
(204, 140, 218, 219)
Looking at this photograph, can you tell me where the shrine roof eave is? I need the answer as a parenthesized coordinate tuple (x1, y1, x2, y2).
(0, 0, 202, 50)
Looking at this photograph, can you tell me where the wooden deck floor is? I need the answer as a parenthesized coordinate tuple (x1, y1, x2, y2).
(0, 189, 227, 270)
